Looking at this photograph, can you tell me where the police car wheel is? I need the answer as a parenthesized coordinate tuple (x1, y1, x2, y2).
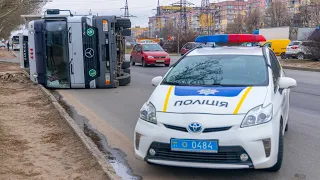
(266, 121, 283, 172)
(117, 73, 131, 86)
(285, 121, 288, 132)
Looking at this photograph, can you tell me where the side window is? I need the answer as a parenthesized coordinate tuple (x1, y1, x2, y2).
(264, 42, 272, 48)
(185, 43, 192, 50)
(269, 51, 281, 92)
(137, 45, 142, 52)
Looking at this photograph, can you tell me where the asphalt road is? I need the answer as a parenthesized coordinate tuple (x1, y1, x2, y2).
(59, 55, 320, 180)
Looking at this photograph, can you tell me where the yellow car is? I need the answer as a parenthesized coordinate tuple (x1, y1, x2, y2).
(261, 39, 291, 59)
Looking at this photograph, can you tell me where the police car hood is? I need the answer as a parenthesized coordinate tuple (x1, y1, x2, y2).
(150, 85, 268, 115)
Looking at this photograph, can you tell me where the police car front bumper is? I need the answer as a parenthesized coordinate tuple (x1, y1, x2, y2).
(134, 113, 280, 169)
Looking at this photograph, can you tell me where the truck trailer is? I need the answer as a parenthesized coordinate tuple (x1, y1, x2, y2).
(28, 9, 131, 89)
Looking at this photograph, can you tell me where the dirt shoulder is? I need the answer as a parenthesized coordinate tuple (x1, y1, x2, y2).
(0, 62, 109, 180)
(280, 59, 320, 70)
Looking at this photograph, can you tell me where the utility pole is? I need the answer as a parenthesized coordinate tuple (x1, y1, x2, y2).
(172, 0, 194, 34)
(120, 0, 136, 18)
(201, 0, 211, 35)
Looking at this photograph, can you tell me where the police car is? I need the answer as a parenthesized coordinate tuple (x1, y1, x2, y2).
(134, 34, 297, 171)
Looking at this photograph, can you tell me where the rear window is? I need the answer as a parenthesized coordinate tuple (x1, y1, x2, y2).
(288, 41, 301, 46)
(162, 55, 268, 86)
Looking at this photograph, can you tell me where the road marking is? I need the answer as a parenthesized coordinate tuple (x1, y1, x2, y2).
(233, 86, 252, 114)
(163, 86, 174, 112)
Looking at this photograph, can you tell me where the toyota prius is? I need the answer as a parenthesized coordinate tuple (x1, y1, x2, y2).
(134, 34, 297, 171)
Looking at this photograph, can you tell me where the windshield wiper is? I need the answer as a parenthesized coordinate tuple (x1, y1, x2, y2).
(162, 81, 189, 86)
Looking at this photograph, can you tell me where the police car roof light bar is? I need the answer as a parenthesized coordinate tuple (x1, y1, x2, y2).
(195, 34, 266, 44)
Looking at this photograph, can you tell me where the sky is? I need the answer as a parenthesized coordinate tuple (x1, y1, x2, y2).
(42, 0, 203, 27)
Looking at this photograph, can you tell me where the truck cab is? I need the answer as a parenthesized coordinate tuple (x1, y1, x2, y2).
(28, 9, 131, 89)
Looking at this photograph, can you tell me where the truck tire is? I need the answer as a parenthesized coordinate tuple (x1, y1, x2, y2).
(280, 53, 286, 59)
(116, 18, 131, 29)
(122, 61, 130, 69)
(123, 68, 130, 74)
(117, 73, 131, 86)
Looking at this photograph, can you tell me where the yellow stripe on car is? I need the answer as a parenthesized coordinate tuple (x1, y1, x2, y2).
(233, 86, 252, 114)
(163, 86, 174, 112)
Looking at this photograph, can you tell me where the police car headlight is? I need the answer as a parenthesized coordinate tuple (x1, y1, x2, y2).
(148, 56, 154, 59)
(140, 101, 157, 124)
(241, 104, 273, 128)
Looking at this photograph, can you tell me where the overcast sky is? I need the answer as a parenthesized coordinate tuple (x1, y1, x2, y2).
(42, 0, 203, 27)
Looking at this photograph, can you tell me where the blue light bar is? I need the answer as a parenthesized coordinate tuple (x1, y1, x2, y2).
(195, 34, 266, 44)
(195, 35, 228, 43)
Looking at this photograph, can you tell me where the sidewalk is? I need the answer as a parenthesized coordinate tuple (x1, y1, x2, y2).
(0, 62, 109, 179)
(0, 49, 19, 63)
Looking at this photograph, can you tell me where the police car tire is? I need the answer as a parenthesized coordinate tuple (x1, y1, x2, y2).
(266, 122, 283, 172)
(122, 61, 130, 69)
(117, 73, 131, 86)
(123, 68, 130, 74)
(116, 19, 131, 29)
(285, 121, 288, 132)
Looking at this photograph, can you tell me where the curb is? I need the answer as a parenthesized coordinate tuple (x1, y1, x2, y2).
(282, 66, 320, 72)
(22, 70, 121, 180)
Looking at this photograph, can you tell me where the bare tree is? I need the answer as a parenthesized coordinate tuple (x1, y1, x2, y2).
(226, 15, 246, 34)
(0, 0, 48, 39)
(264, 0, 291, 27)
(244, 9, 261, 33)
(308, 0, 320, 27)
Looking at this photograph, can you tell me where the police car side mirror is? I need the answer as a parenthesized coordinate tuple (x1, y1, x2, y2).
(151, 76, 163, 87)
(279, 77, 297, 89)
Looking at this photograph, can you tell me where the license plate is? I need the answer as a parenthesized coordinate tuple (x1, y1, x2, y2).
(171, 139, 218, 153)
(156, 60, 164, 63)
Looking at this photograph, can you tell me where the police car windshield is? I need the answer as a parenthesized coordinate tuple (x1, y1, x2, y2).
(162, 55, 268, 86)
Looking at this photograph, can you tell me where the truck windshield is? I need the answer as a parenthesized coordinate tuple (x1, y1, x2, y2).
(162, 55, 268, 86)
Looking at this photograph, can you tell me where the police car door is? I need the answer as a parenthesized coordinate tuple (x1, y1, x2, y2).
(269, 50, 287, 129)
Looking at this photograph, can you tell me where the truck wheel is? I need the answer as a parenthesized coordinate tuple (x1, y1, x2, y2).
(122, 61, 130, 69)
(297, 53, 304, 60)
(116, 18, 131, 29)
(123, 68, 130, 74)
(117, 73, 131, 86)
(280, 53, 286, 59)
(130, 57, 135, 65)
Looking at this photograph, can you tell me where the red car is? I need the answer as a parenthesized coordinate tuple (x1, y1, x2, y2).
(180, 42, 197, 56)
(130, 43, 170, 67)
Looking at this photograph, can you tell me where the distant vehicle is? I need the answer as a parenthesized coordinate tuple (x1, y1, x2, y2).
(0, 42, 5, 48)
(181, 42, 197, 56)
(261, 39, 291, 59)
(12, 36, 20, 51)
(130, 43, 170, 67)
(258, 27, 316, 41)
(286, 41, 320, 60)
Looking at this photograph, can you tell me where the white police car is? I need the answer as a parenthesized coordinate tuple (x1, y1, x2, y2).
(134, 34, 297, 171)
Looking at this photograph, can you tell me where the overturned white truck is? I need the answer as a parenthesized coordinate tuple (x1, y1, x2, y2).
(27, 9, 131, 89)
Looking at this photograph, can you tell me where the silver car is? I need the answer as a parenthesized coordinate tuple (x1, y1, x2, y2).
(285, 41, 318, 60)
